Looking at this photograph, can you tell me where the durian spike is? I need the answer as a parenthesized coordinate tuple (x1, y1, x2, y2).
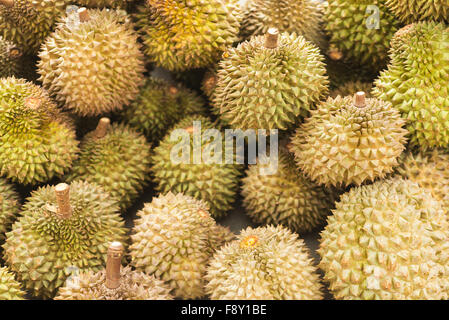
(94, 117, 110, 139)
(0, 0, 14, 7)
(265, 28, 279, 49)
(78, 7, 90, 22)
(55, 183, 72, 219)
(7, 46, 22, 59)
(354, 92, 367, 108)
(106, 242, 124, 289)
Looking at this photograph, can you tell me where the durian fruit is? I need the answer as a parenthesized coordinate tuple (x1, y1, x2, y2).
(75, 0, 134, 8)
(239, 0, 327, 50)
(242, 150, 338, 233)
(120, 77, 206, 142)
(205, 225, 323, 300)
(213, 29, 329, 131)
(130, 192, 234, 299)
(289, 92, 408, 187)
(386, 0, 449, 23)
(325, 0, 401, 70)
(55, 242, 173, 300)
(3, 181, 128, 299)
(38, 8, 145, 116)
(66, 118, 152, 210)
(0, 36, 21, 78)
(151, 115, 242, 218)
(330, 81, 373, 99)
(373, 22, 449, 150)
(0, 178, 20, 244)
(134, 0, 241, 72)
(319, 178, 449, 300)
(0, 267, 25, 300)
(0, 77, 79, 185)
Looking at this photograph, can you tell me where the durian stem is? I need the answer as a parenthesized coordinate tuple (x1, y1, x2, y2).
(328, 48, 343, 61)
(168, 86, 178, 95)
(106, 242, 124, 289)
(354, 92, 366, 108)
(94, 117, 110, 139)
(0, 0, 14, 7)
(7, 46, 21, 59)
(78, 7, 90, 22)
(265, 28, 279, 49)
(55, 183, 72, 219)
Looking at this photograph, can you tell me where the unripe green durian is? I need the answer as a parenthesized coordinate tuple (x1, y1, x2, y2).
(386, 0, 449, 23)
(130, 192, 234, 299)
(289, 92, 408, 187)
(3, 181, 128, 299)
(38, 8, 145, 116)
(0, 267, 25, 300)
(373, 22, 449, 150)
(319, 178, 449, 300)
(0, 36, 22, 78)
(206, 225, 323, 300)
(0, 178, 20, 244)
(213, 29, 329, 131)
(65, 118, 152, 210)
(135, 0, 241, 71)
(330, 81, 373, 99)
(0, 77, 79, 185)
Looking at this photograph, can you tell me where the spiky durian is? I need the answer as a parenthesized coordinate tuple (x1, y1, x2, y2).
(213, 29, 328, 130)
(325, 0, 401, 70)
(373, 22, 449, 150)
(319, 178, 449, 300)
(3, 181, 128, 299)
(130, 192, 234, 299)
(330, 81, 373, 99)
(0, 77, 79, 185)
(120, 77, 206, 142)
(386, 0, 449, 23)
(134, 0, 241, 71)
(206, 225, 323, 300)
(289, 92, 408, 187)
(75, 0, 134, 8)
(151, 115, 242, 218)
(0, 267, 25, 300)
(56, 242, 173, 300)
(38, 8, 145, 116)
(0, 178, 20, 244)
(66, 118, 152, 210)
(0, 36, 22, 78)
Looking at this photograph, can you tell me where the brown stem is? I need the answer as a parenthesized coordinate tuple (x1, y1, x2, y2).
(0, 0, 14, 7)
(354, 92, 367, 108)
(8, 46, 22, 59)
(55, 183, 72, 219)
(78, 7, 90, 22)
(168, 86, 178, 95)
(264, 28, 279, 49)
(94, 117, 110, 139)
(106, 242, 124, 289)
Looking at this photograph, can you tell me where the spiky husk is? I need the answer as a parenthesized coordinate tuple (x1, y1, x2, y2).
(213, 32, 328, 130)
(330, 81, 373, 99)
(3, 180, 128, 299)
(0, 77, 79, 185)
(151, 115, 242, 218)
(55, 266, 172, 300)
(0, 178, 20, 244)
(130, 192, 234, 299)
(38, 8, 145, 116)
(373, 22, 449, 150)
(0, 36, 21, 78)
(206, 225, 323, 300)
(319, 178, 449, 300)
(0, 267, 25, 300)
(75, 0, 134, 8)
(289, 95, 408, 187)
(386, 0, 449, 23)
(134, 0, 241, 71)
(66, 123, 152, 210)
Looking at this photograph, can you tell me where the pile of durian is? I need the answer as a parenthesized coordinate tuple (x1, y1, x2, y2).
(0, 0, 448, 300)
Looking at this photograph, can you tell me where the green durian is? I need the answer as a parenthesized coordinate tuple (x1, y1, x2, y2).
(0, 36, 22, 78)
(130, 192, 235, 299)
(0, 77, 79, 185)
(134, 0, 241, 71)
(3, 181, 128, 299)
(386, 0, 449, 23)
(0, 267, 25, 300)
(0, 178, 20, 244)
(38, 8, 145, 116)
(213, 29, 329, 131)
(319, 178, 449, 300)
(66, 118, 152, 210)
(206, 225, 323, 300)
(330, 81, 373, 99)
(373, 22, 449, 150)
(289, 92, 408, 187)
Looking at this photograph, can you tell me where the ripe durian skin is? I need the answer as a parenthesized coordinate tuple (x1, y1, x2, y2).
(130, 192, 234, 299)
(373, 22, 449, 150)
(242, 151, 338, 233)
(289, 94, 408, 187)
(75, 0, 134, 8)
(319, 178, 449, 300)
(0, 77, 79, 185)
(3, 181, 128, 299)
(135, 0, 241, 72)
(0, 36, 21, 78)
(386, 0, 449, 23)
(330, 81, 373, 99)
(213, 32, 329, 131)
(206, 225, 323, 300)
(0, 267, 25, 300)
(38, 8, 145, 116)
(0, 178, 20, 244)
(55, 266, 173, 300)
(151, 115, 242, 218)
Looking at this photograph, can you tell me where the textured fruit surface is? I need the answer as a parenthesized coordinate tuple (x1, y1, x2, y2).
(0, 178, 20, 244)
(75, 0, 134, 8)
(0, 77, 79, 185)
(289, 95, 408, 187)
(373, 22, 449, 150)
(130, 192, 234, 299)
(0, 267, 25, 300)
(0, 36, 21, 78)
(213, 32, 328, 130)
(386, 0, 449, 23)
(319, 178, 449, 300)
(55, 266, 173, 300)
(206, 225, 323, 300)
(151, 115, 242, 218)
(38, 8, 145, 116)
(3, 181, 128, 299)
(330, 81, 373, 98)
(135, 0, 240, 71)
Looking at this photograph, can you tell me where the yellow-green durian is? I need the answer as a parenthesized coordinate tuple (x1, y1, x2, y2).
(386, 0, 449, 23)
(0, 267, 25, 300)
(0, 178, 20, 244)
